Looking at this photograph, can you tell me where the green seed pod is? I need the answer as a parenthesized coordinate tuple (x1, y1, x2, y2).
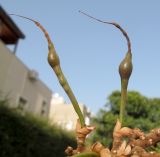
(9, 14, 85, 128)
(78, 11, 133, 124)
(119, 51, 132, 80)
(118, 51, 132, 123)
(48, 43, 60, 68)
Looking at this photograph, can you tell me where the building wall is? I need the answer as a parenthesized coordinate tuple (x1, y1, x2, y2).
(0, 40, 52, 118)
(49, 93, 91, 130)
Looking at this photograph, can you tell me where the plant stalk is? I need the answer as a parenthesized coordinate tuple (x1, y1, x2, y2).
(120, 79, 128, 123)
(48, 44, 85, 127)
(56, 66, 85, 127)
(9, 14, 86, 127)
(79, 11, 133, 124)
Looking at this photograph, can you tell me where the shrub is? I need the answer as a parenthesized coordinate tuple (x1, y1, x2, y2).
(0, 100, 76, 157)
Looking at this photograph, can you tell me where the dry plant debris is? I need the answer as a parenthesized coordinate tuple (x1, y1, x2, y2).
(65, 120, 160, 157)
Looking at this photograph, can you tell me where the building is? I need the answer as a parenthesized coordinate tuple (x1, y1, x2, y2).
(0, 6, 52, 118)
(49, 93, 91, 130)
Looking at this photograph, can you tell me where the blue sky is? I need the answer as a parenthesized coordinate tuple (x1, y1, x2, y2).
(1, 1, 160, 113)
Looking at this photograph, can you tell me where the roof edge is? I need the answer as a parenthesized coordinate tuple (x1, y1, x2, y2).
(0, 6, 25, 39)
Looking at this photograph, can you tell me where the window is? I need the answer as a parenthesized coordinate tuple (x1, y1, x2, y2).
(41, 100, 47, 116)
(18, 97, 27, 111)
(42, 101, 46, 107)
(41, 109, 45, 115)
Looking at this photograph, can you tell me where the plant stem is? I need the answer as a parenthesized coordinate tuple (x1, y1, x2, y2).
(79, 11, 133, 124)
(120, 79, 128, 124)
(49, 44, 85, 127)
(9, 14, 86, 127)
(55, 66, 85, 127)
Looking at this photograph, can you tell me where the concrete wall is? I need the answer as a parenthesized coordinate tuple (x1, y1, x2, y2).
(49, 93, 91, 130)
(0, 40, 52, 118)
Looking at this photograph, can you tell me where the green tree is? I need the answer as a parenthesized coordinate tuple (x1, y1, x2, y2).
(91, 90, 160, 147)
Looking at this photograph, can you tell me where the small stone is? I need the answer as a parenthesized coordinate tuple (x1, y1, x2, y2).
(157, 129, 160, 134)
(149, 139, 153, 144)
(150, 151, 154, 154)
(140, 136, 145, 140)
(124, 145, 131, 155)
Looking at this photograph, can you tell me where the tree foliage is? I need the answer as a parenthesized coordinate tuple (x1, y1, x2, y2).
(91, 90, 160, 147)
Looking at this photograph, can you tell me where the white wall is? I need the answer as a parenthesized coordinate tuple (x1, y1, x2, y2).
(0, 40, 52, 118)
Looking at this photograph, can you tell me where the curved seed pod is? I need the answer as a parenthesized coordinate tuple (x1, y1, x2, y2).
(9, 14, 85, 127)
(79, 11, 133, 124)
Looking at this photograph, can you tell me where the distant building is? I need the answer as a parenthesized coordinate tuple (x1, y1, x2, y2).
(49, 93, 91, 130)
(0, 6, 52, 118)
